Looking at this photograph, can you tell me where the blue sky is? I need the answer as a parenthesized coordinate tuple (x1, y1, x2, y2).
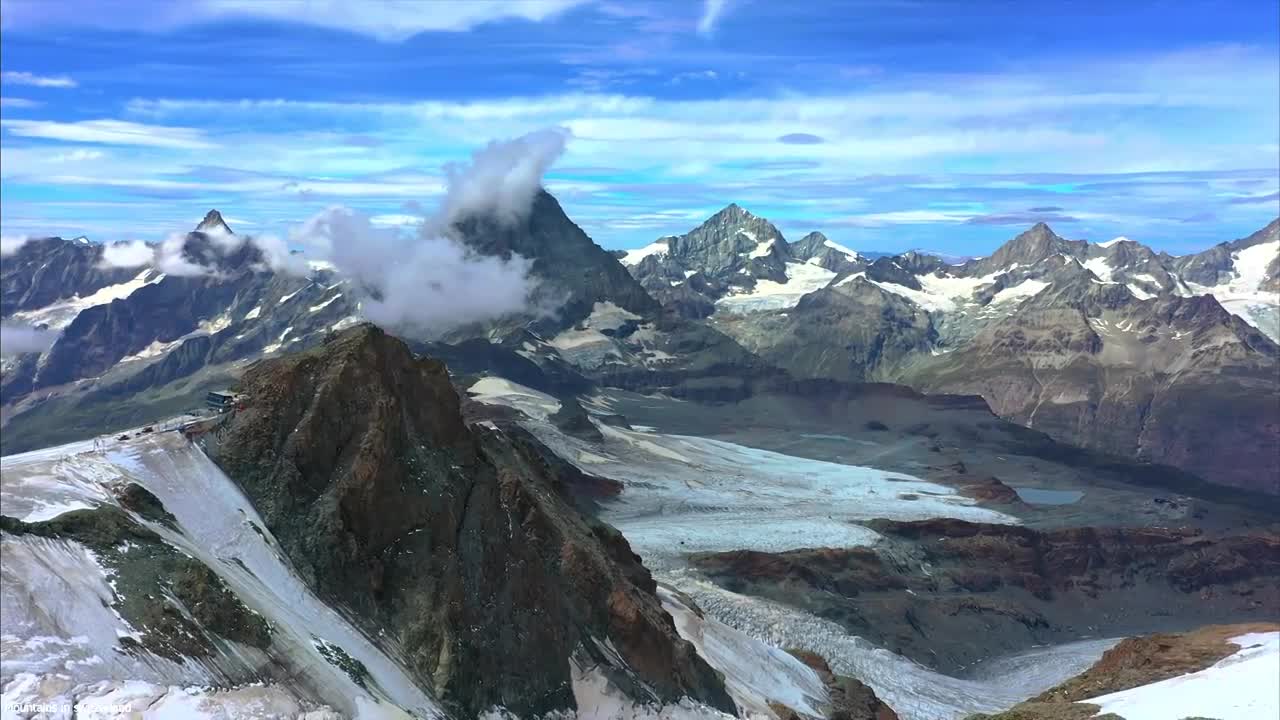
(1, 0, 1277, 255)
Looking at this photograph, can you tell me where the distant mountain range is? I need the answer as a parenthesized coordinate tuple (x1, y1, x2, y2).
(2, 199, 1277, 494)
(623, 207, 1279, 494)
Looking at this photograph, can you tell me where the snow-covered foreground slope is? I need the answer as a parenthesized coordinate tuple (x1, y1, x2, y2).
(1, 425, 799, 720)
(1082, 631, 1279, 720)
(2, 432, 444, 719)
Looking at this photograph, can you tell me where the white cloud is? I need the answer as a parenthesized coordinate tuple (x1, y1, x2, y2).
(294, 206, 535, 334)
(152, 233, 213, 276)
(840, 209, 982, 227)
(51, 149, 105, 162)
(290, 129, 564, 334)
(1, 71, 76, 88)
(100, 239, 154, 268)
(214, 0, 591, 40)
(0, 97, 42, 108)
(441, 127, 569, 224)
(3, 119, 215, 149)
(97, 224, 309, 277)
(369, 213, 424, 227)
(696, 0, 727, 35)
(0, 322, 59, 355)
(1, 0, 592, 42)
(0, 234, 32, 257)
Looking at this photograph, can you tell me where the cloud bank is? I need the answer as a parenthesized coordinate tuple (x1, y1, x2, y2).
(100, 239, 154, 267)
(288, 129, 565, 334)
(295, 207, 534, 333)
(1, 322, 59, 355)
(1, 235, 32, 257)
(440, 127, 569, 225)
(97, 221, 308, 278)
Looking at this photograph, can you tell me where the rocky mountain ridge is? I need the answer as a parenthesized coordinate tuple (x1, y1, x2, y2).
(202, 323, 736, 716)
(3, 198, 1277, 495)
(624, 209, 1280, 493)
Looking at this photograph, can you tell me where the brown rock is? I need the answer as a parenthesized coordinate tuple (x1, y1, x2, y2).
(1032, 622, 1280, 703)
(205, 324, 734, 717)
(786, 649, 900, 720)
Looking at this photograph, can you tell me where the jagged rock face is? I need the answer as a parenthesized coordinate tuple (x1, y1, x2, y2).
(784, 651, 900, 720)
(1, 237, 138, 317)
(862, 257, 924, 290)
(453, 189, 660, 332)
(911, 286, 1280, 493)
(788, 232, 864, 275)
(712, 280, 937, 383)
(692, 518, 1280, 674)
(665, 203, 790, 282)
(624, 205, 865, 313)
(966, 223, 1087, 276)
(1, 212, 365, 455)
(1174, 218, 1279, 286)
(34, 275, 259, 388)
(204, 324, 734, 717)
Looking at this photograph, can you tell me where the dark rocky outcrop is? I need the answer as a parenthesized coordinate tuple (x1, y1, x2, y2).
(784, 651, 899, 720)
(713, 279, 938, 383)
(1, 505, 270, 661)
(1173, 218, 1279, 286)
(691, 519, 1280, 673)
(203, 323, 733, 717)
(1, 237, 139, 317)
(910, 279, 1280, 494)
(964, 223, 1087, 277)
(454, 189, 661, 334)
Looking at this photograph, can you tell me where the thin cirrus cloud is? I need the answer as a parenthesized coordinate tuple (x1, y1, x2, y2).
(1, 71, 77, 88)
(0, 97, 43, 108)
(1226, 191, 1280, 205)
(2, 119, 215, 149)
(696, 0, 728, 35)
(0, 0, 593, 41)
(965, 210, 1081, 226)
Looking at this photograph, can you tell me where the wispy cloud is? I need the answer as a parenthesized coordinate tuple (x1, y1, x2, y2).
(0, 322, 59, 355)
(965, 209, 1081, 225)
(1, 71, 77, 88)
(3, 119, 215, 149)
(49, 149, 105, 162)
(0, 97, 43, 108)
(777, 133, 825, 145)
(1226, 191, 1280, 205)
(0, 0, 594, 41)
(696, 0, 728, 36)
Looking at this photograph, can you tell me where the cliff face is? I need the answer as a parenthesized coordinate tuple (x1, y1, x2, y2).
(204, 323, 733, 717)
(691, 518, 1280, 674)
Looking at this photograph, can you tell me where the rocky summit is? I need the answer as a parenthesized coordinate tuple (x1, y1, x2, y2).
(204, 323, 734, 717)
